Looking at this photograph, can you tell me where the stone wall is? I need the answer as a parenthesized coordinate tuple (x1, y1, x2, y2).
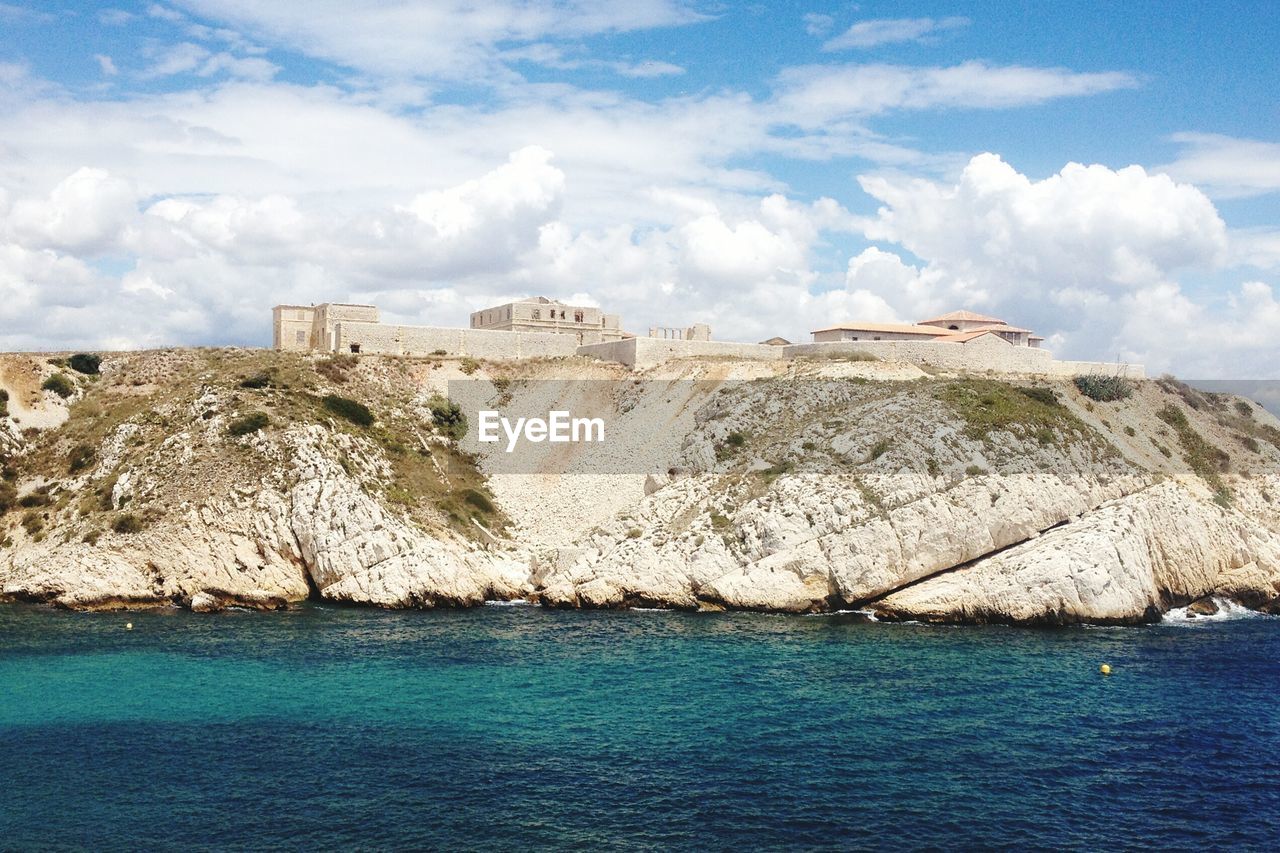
(578, 337, 785, 368)
(334, 321, 579, 359)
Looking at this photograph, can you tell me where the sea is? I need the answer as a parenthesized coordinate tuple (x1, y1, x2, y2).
(2, 602, 1278, 851)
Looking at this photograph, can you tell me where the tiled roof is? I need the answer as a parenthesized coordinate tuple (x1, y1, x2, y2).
(811, 322, 944, 335)
(920, 309, 1006, 325)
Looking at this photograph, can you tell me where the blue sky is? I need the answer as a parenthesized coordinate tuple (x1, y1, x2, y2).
(1, 1, 1278, 375)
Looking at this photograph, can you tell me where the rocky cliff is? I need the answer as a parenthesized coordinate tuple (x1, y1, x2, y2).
(2, 348, 1278, 625)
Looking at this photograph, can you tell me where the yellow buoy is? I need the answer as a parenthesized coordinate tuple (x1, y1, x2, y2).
(1099, 663, 1111, 675)
(125, 622, 133, 631)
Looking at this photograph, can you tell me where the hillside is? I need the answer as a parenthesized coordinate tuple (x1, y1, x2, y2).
(2, 348, 1279, 624)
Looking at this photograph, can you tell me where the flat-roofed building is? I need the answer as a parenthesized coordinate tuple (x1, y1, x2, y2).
(272, 302, 380, 352)
(469, 296, 626, 344)
(813, 309, 1044, 348)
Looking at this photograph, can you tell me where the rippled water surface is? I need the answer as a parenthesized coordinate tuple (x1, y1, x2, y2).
(2, 604, 1278, 850)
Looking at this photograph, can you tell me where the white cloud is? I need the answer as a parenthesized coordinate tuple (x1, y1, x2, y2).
(803, 13, 834, 37)
(834, 154, 1269, 374)
(5, 167, 139, 254)
(168, 0, 707, 80)
(822, 17, 969, 51)
(1159, 132, 1280, 199)
(773, 62, 1138, 125)
(94, 54, 119, 76)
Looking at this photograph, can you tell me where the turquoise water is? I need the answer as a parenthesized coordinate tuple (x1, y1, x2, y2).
(2, 604, 1278, 851)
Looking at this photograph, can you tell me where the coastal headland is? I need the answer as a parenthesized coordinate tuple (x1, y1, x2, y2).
(2, 347, 1278, 624)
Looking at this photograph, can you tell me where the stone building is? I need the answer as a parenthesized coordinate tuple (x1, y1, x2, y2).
(272, 303, 380, 352)
(469, 297, 626, 345)
(813, 310, 1044, 347)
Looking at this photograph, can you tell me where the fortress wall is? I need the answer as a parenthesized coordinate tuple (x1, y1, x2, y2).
(578, 337, 784, 368)
(334, 322, 578, 359)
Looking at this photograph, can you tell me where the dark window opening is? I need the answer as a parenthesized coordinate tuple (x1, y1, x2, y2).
(948, 325, 959, 330)
(349, 343, 361, 354)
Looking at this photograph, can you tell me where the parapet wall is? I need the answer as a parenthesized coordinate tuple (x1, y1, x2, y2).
(334, 321, 579, 359)
(578, 337, 784, 368)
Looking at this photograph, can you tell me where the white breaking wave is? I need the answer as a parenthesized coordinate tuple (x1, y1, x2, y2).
(483, 598, 532, 607)
(1162, 597, 1272, 626)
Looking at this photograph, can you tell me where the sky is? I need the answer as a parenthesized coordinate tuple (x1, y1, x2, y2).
(1, 1, 1278, 377)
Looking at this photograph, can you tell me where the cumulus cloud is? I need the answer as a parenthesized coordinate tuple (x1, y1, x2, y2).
(836, 154, 1266, 374)
(822, 17, 969, 51)
(1159, 133, 1280, 199)
(5, 167, 139, 253)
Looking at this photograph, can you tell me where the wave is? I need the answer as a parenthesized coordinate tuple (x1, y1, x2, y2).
(482, 598, 532, 607)
(1162, 597, 1272, 626)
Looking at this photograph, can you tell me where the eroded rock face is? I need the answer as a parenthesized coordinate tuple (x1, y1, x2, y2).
(873, 479, 1280, 625)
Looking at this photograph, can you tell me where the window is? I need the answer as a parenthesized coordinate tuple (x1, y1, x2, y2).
(574, 311, 584, 323)
(349, 343, 361, 354)
(295, 330, 306, 345)
(532, 309, 541, 320)
(873, 336, 881, 341)
(560, 310, 566, 319)
(948, 325, 959, 330)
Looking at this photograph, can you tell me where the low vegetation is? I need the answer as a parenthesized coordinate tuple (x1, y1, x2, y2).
(1156, 403, 1231, 496)
(315, 354, 357, 384)
(0, 389, 8, 418)
(1073, 374, 1133, 402)
(67, 443, 96, 473)
(428, 396, 467, 441)
(322, 395, 374, 427)
(936, 379, 1087, 445)
(112, 513, 144, 534)
(228, 411, 271, 437)
(68, 353, 101, 375)
(42, 372, 75, 399)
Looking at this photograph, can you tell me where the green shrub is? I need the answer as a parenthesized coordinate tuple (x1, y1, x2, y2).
(1073, 374, 1133, 402)
(82, 529, 101, 546)
(42, 372, 75, 399)
(626, 528, 642, 539)
(459, 357, 481, 375)
(759, 460, 793, 484)
(801, 441, 817, 451)
(431, 349, 448, 356)
(68, 443, 96, 473)
(68, 353, 101, 375)
(428, 396, 466, 440)
(238, 371, 272, 389)
(937, 380, 1085, 445)
(1016, 386, 1060, 407)
(725, 431, 746, 447)
(965, 465, 987, 476)
(0, 482, 15, 514)
(228, 411, 270, 436)
(112, 513, 144, 534)
(0, 388, 8, 418)
(1235, 400, 1254, 418)
(462, 488, 494, 514)
(1240, 434, 1261, 453)
(21, 511, 43, 536)
(322, 395, 374, 427)
(1124, 425, 1137, 437)
(926, 457, 941, 477)
(865, 438, 892, 462)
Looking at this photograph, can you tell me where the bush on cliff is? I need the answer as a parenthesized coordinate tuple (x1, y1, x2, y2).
(228, 412, 270, 436)
(69, 353, 101, 375)
(112, 513, 144, 534)
(42, 372, 75, 399)
(68, 443, 96, 473)
(0, 389, 8, 418)
(428, 396, 466, 440)
(1074, 374, 1133, 402)
(322, 395, 375, 427)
